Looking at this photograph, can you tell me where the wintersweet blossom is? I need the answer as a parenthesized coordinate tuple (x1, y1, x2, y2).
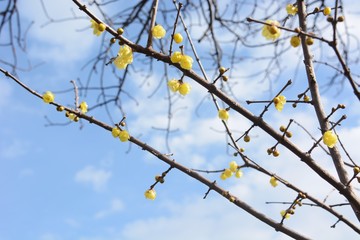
(173, 33, 183, 43)
(79, 101, 88, 113)
(229, 161, 238, 172)
(322, 130, 337, 148)
(167, 79, 180, 92)
(290, 36, 301, 47)
(152, 25, 166, 39)
(119, 130, 130, 142)
(112, 127, 121, 138)
(235, 169, 243, 178)
(178, 82, 191, 96)
(218, 109, 229, 121)
(90, 19, 106, 36)
(262, 20, 281, 41)
(179, 55, 193, 70)
(144, 189, 156, 200)
(170, 51, 183, 63)
(114, 45, 133, 69)
(281, 210, 291, 219)
(273, 95, 286, 111)
(42, 91, 55, 104)
(286, 4, 298, 15)
(270, 176, 278, 187)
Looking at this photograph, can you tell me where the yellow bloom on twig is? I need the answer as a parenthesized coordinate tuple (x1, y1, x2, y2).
(144, 189, 156, 200)
(119, 130, 130, 142)
(218, 109, 229, 121)
(90, 19, 106, 36)
(322, 130, 337, 148)
(270, 176, 278, 187)
(167, 79, 180, 92)
(79, 101, 88, 113)
(152, 25, 166, 39)
(42, 91, 55, 104)
(273, 95, 286, 111)
(114, 45, 133, 69)
(262, 20, 281, 41)
(286, 4, 298, 15)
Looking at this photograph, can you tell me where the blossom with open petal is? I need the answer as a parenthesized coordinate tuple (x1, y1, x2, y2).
(114, 45, 133, 69)
(262, 20, 281, 41)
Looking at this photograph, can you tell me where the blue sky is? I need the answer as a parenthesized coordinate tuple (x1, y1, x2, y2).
(1, 1, 360, 240)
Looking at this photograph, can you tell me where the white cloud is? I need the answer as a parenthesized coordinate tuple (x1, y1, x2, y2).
(18, 1, 96, 63)
(0, 139, 30, 160)
(75, 165, 112, 192)
(94, 198, 124, 219)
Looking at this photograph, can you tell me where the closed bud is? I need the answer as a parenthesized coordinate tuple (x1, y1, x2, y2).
(117, 28, 124, 35)
(327, 16, 334, 22)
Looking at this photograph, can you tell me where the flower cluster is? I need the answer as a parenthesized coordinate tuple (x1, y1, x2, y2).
(114, 45, 133, 69)
(90, 19, 106, 36)
(112, 126, 130, 142)
(152, 25, 166, 39)
(42, 91, 55, 104)
(144, 189, 156, 200)
(322, 130, 337, 148)
(170, 51, 194, 70)
(273, 95, 286, 111)
(220, 161, 243, 180)
(262, 20, 281, 41)
(65, 111, 78, 122)
(218, 109, 229, 121)
(167, 79, 191, 96)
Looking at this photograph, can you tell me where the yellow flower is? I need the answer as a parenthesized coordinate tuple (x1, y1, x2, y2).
(235, 169, 243, 178)
(224, 168, 233, 178)
(144, 189, 156, 200)
(286, 4, 298, 15)
(323, 7, 331, 16)
(42, 91, 55, 104)
(90, 19, 106, 36)
(305, 37, 314, 46)
(112, 127, 121, 138)
(167, 79, 180, 92)
(180, 55, 193, 70)
(270, 176, 278, 187)
(173, 33, 183, 44)
(273, 95, 286, 111)
(66, 112, 76, 121)
(322, 130, 337, 148)
(79, 101, 88, 113)
(218, 109, 229, 121)
(119, 130, 130, 142)
(152, 25, 166, 39)
(220, 172, 228, 180)
(280, 210, 291, 219)
(229, 161, 238, 172)
(178, 82, 191, 96)
(262, 20, 281, 41)
(290, 36, 301, 47)
(170, 51, 183, 63)
(114, 45, 133, 69)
